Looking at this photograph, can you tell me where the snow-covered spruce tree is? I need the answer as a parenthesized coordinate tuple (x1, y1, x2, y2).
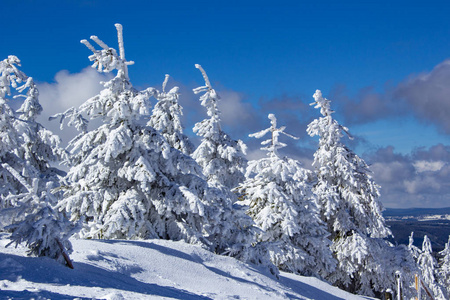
(408, 231, 422, 261)
(0, 56, 74, 266)
(189, 65, 273, 269)
(438, 236, 450, 298)
(55, 24, 207, 242)
(307, 90, 393, 296)
(148, 74, 194, 155)
(417, 235, 446, 299)
(0, 56, 25, 204)
(236, 114, 335, 278)
(2, 168, 75, 268)
(192, 64, 247, 190)
(55, 25, 262, 266)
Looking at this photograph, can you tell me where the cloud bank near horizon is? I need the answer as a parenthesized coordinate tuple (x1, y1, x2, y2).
(367, 144, 450, 208)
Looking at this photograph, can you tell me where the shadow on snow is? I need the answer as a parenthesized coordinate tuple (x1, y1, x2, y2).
(0, 252, 210, 300)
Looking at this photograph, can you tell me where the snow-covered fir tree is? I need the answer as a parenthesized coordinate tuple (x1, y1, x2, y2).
(237, 113, 335, 278)
(408, 232, 422, 261)
(0, 56, 25, 203)
(307, 90, 394, 296)
(3, 169, 75, 267)
(438, 236, 450, 298)
(0, 55, 74, 265)
(148, 74, 194, 155)
(56, 24, 207, 242)
(192, 65, 247, 190)
(190, 65, 280, 272)
(55, 25, 264, 267)
(417, 235, 446, 299)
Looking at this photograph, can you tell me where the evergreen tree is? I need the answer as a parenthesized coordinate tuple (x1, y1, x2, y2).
(0, 56, 73, 265)
(55, 25, 263, 268)
(55, 24, 208, 243)
(307, 90, 393, 296)
(0, 56, 26, 203)
(417, 235, 446, 299)
(237, 114, 335, 278)
(438, 236, 450, 298)
(148, 74, 194, 155)
(189, 65, 275, 272)
(408, 232, 422, 260)
(2, 168, 75, 267)
(192, 65, 247, 190)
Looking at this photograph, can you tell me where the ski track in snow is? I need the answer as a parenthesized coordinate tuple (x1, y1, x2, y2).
(0, 235, 370, 300)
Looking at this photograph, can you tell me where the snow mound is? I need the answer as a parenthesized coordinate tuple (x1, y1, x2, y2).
(0, 235, 370, 299)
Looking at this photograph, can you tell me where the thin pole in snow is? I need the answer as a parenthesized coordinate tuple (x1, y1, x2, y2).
(395, 271, 402, 300)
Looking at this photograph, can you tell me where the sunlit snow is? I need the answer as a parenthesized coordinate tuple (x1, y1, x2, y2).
(0, 235, 370, 300)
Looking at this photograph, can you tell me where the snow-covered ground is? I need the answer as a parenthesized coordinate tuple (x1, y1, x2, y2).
(0, 234, 371, 300)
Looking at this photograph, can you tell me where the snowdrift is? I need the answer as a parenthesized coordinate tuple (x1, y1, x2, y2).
(0, 235, 369, 299)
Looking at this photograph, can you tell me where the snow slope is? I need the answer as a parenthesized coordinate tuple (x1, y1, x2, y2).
(0, 234, 370, 299)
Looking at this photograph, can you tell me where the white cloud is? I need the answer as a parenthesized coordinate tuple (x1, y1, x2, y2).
(38, 67, 109, 117)
(36, 67, 110, 145)
(413, 160, 445, 173)
(404, 176, 441, 194)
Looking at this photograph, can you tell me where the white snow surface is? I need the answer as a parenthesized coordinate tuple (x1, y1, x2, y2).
(0, 234, 371, 300)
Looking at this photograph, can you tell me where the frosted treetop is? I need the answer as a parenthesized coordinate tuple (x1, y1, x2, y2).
(193, 64, 220, 106)
(0, 55, 28, 98)
(250, 113, 298, 157)
(156, 74, 180, 101)
(193, 64, 215, 95)
(0, 56, 42, 121)
(193, 64, 221, 119)
(81, 23, 134, 79)
(310, 90, 334, 117)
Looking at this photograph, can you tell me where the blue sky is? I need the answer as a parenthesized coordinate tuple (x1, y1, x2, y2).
(2, 0, 450, 208)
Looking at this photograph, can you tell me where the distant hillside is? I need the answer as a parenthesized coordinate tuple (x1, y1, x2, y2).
(384, 207, 450, 252)
(384, 207, 450, 218)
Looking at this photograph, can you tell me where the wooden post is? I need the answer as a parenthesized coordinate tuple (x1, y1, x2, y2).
(420, 278, 434, 300)
(415, 274, 420, 300)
